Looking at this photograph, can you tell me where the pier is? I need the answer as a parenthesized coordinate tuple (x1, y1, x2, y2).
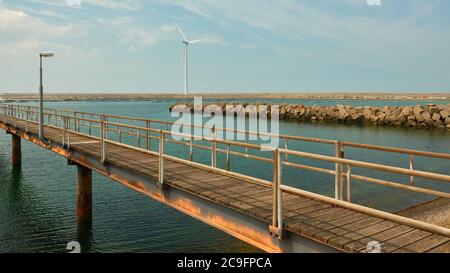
(1, 104, 449, 253)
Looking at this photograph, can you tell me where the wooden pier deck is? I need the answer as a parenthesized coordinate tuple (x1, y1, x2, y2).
(1, 106, 449, 253)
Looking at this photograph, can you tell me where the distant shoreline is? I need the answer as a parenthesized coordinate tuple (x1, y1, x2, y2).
(1, 92, 450, 102)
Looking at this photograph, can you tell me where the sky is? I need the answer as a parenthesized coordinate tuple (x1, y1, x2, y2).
(0, 0, 449, 93)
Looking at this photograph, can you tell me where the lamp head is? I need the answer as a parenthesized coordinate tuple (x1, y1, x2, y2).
(40, 52, 54, 58)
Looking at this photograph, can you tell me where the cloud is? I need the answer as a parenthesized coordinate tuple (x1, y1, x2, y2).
(0, 8, 76, 38)
(98, 17, 178, 51)
(28, 0, 142, 10)
(84, 0, 142, 10)
(240, 42, 256, 50)
(118, 27, 158, 51)
(161, 1, 450, 64)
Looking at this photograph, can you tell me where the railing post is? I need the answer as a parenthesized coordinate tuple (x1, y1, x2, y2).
(270, 148, 283, 239)
(346, 165, 352, 203)
(146, 120, 150, 150)
(189, 138, 193, 162)
(284, 139, 289, 161)
(226, 144, 231, 171)
(335, 142, 341, 200)
(104, 115, 108, 139)
(74, 111, 78, 132)
(137, 129, 141, 148)
(25, 110, 29, 133)
(67, 120, 71, 148)
(245, 131, 249, 155)
(339, 142, 345, 201)
(101, 117, 106, 164)
(62, 116, 66, 146)
(409, 155, 414, 186)
(211, 126, 217, 168)
(159, 130, 165, 185)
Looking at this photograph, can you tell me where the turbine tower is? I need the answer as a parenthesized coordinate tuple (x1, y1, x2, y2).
(175, 23, 209, 96)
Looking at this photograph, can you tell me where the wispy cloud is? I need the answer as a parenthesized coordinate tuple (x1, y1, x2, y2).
(28, 0, 142, 10)
(240, 42, 256, 50)
(0, 8, 76, 38)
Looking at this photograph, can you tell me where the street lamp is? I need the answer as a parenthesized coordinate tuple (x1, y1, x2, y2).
(39, 52, 54, 140)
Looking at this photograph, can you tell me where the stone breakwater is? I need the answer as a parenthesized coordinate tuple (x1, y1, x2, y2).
(169, 103, 450, 129)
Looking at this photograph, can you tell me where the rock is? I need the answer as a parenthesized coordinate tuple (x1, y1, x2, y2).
(429, 106, 440, 114)
(433, 120, 443, 127)
(363, 109, 373, 120)
(397, 115, 406, 124)
(407, 120, 416, 127)
(377, 112, 386, 122)
(351, 113, 364, 122)
(413, 105, 424, 116)
(432, 113, 442, 122)
(440, 110, 450, 118)
(421, 111, 432, 121)
(425, 118, 434, 127)
(445, 117, 450, 125)
(171, 102, 450, 130)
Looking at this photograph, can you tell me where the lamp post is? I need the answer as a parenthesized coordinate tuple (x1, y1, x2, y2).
(39, 52, 54, 140)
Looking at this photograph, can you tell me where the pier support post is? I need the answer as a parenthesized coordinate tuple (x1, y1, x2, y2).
(12, 134, 21, 166)
(77, 165, 92, 224)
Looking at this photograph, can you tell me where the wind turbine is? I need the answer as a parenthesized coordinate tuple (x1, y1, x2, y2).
(175, 23, 209, 96)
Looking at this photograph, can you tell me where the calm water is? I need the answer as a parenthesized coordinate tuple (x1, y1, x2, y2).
(1, 99, 449, 253)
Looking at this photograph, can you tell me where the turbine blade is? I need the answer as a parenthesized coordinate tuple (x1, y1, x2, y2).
(188, 37, 210, 44)
(175, 23, 188, 41)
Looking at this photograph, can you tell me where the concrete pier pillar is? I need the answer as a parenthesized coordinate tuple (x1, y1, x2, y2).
(77, 165, 92, 224)
(12, 134, 21, 165)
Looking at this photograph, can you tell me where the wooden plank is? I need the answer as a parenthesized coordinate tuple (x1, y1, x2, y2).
(346, 224, 414, 252)
(427, 241, 450, 253)
(393, 234, 449, 253)
(318, 217, 384, 246)
(370, 229, 431, 253)
(341, 221, 399, 252)
(286, 209, 357, 237)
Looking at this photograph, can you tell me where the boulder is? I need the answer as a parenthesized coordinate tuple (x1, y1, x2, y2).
(407, 120, 417, 127)
(396, 115, 406, 124)
(413, 106, 424, 116)
(351, 113, 364, 122)
(421, 111, 431, 121)
(425, 118, 434, 127)
(440, 110, 450, 119)
(377, 112, 386, 122)
(432, 113, 442, 121)
(445, 117, 450, 125)
(416, 113, 425, 123)
(433, 120, 443, 127)
(429, 106, 440, 114)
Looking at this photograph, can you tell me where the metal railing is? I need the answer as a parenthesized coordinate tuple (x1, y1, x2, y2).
(1, 104, 450, 237)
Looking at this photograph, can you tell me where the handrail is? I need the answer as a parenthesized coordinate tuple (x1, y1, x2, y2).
(280, 148, 450, 183)
(6, 104, 450, 160)
(1, 104, 450, 239)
